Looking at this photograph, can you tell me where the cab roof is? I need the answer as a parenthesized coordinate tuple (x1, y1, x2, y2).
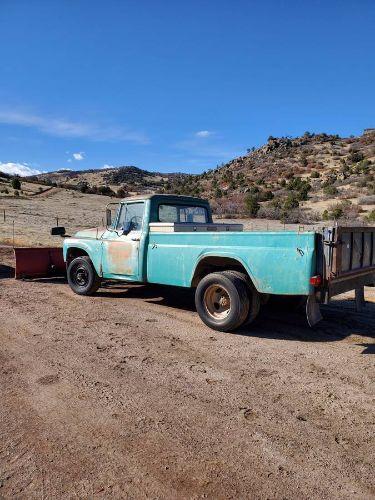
(121, 193, 209, 205)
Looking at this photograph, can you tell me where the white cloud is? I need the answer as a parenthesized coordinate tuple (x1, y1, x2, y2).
(73, 152, 85, 161)
(0, 109, 150, 144)
(0, 162, 41, 176)
(67, 158, 72, 163)
(195, 130, 213, 138)
(101, 164, 115, 169)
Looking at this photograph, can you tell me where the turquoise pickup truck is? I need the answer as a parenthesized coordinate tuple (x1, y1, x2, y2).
(63, 194, 375, 331)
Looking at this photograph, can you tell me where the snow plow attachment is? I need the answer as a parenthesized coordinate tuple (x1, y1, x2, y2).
(14, 247, 65, 280)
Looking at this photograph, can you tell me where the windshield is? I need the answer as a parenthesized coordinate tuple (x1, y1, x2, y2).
(158, 204, 208, 223)
(117, 202, 144, 231)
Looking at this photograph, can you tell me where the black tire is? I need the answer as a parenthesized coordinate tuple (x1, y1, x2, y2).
(222, 270, 261, 325)
(195, 271, 250, 332)
(67, 256, 101, 296)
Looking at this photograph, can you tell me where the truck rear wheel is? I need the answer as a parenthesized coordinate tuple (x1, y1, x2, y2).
(67, 256, 101, 295)
(222, 270, 261, 325)
(195, 272, 250, 332)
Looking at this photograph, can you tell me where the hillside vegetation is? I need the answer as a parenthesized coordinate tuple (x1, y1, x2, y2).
(2, 129, 374, 224)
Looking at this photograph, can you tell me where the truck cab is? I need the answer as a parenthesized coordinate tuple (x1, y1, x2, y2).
(65, 195, 213, 282)
(101, 194, 212, 282)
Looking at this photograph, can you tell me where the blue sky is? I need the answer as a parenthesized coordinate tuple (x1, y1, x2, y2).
(0, 0, 374, 176)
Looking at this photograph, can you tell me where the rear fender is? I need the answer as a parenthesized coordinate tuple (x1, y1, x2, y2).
(190, 252, 260, 290)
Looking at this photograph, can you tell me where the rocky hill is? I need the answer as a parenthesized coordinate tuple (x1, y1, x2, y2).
(20, 129, 375, 223)
(169, 130, 375, 223)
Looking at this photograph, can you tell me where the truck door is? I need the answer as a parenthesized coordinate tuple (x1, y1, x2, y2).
(101, 201, 145, 280)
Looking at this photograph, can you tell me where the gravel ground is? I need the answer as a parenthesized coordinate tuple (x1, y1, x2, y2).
(0, 247, 374, 499)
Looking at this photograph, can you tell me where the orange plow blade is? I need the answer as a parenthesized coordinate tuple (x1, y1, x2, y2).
(14, 247, 65, 279)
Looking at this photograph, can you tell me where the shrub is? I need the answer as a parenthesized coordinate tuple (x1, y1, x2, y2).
(14, 190, 20, 197)
(244, 194, 260, 217)
(300, 156, 308, 168)
(257, 205, 281, 219)
(323, 185, 338, 196)
(284, 193, 300, 210)
(310, 171, 320, 178)
(331, 206, 343, 219)
(11, 177, 21, 190)
(247, 186, 260, 195)
(260, 190, 274, 201)
(365, 210, 375, 222)
(78, 181, 89, 193)
(348, 150, 364, 163)
(214, 187, 223, 198)
(117, 187, 128, 198)
(287, 177, 311, 198)
(324, 200, 360, 221)
(322, 209, 330, 221)
(97, 185, 115, 196)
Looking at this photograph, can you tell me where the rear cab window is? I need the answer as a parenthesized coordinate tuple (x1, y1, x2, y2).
(158, 204, 208, 223)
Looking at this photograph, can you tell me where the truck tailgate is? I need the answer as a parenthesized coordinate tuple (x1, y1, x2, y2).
(323, 226, 375, 296)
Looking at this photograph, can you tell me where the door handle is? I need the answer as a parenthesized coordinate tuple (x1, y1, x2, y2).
(131, 237, 140, 241)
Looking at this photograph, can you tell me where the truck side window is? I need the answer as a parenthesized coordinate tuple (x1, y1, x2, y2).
(117, 202, 144, 231)
(159, 204, 208, 223)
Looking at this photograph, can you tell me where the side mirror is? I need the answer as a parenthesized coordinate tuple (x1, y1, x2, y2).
(51, 226, 66, 236)
(106, 208, 112, 228)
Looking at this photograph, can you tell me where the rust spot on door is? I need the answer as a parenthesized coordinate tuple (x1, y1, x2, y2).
(106, 241, 135, 275)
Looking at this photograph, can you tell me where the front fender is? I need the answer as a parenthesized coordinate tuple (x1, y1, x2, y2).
(63, 238, 102, 276)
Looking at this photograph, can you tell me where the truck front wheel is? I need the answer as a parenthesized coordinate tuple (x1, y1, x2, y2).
(67, 256, 101, 295)
(195, 272, 250, 332)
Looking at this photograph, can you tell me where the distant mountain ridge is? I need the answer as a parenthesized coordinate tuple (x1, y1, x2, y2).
(30, 165, 187, 197)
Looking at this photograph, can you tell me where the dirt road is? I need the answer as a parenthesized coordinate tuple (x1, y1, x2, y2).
(0, 247, 374, 499)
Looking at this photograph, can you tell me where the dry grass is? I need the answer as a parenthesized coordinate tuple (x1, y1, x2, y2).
(0, 188, 111, 246)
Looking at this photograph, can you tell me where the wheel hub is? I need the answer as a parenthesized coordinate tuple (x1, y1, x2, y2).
(204, 285, 231, 320)
(74, 265, 89, 286)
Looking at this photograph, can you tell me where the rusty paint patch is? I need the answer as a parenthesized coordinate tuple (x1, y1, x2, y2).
(106, 241, 135, 275)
